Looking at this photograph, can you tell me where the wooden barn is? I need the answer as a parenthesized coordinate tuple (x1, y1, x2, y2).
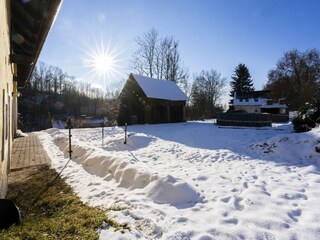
(118, 73, 189, 125)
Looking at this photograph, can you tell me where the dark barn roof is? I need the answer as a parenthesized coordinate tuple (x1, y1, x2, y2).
(235, 90, 270, 99)
(10, 0, 62, 87)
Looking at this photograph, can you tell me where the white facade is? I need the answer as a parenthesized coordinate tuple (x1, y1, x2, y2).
(233, 91, 288, 114)
(0, 0, 14, 198)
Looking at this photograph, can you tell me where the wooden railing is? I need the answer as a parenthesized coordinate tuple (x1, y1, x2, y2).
(216, 113, 272, 127)
(270, 114, 289, 123)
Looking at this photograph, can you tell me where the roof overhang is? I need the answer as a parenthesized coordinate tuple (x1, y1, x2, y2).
(10, 0, 62, 87)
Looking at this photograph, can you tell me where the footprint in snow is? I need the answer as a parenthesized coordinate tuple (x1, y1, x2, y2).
(245, 199, 254, 206)
(282, 193, 308, 200)
(220, 196, 231, 203)
(196, 175, 208, 181)
(87, 182, 101, 186)
(198, 235, 214, 240)
(288, 208, 302, 222)
(222, 212, 229, 217)
(221, 152, 227, 157)
(95, 191, 107, 197)
(233, 196, 245, 211)
(211, 155, 220, 161)
(222, 218, 238, 225)
(263, 232, 276, 240)
(176, 217, 189, 223)
(219, 175, 228, 180)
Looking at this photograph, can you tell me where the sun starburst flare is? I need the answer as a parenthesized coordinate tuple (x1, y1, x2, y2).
(82, 37, 128, 88)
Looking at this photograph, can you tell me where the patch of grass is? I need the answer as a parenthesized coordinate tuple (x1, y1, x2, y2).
(0, 165, 129, 240)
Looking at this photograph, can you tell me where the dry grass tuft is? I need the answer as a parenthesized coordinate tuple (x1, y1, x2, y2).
(0, 165, 129, 240)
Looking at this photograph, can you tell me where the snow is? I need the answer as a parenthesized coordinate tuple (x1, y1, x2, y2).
(261, 103, 288, 109)
(37, 121, 320, 239)
(15, 129, 28, 137)
(145, 175, 201, 206)
(52, 120, 65, 129)
(131, 73, 189, 101)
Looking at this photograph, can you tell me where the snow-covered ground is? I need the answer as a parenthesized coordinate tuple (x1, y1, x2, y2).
(37, 120, 320, 240)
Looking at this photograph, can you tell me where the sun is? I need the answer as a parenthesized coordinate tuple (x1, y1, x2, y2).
(82, 38, 126, 83)
(84, 50, 117, 79)
(93, 53, 115, 75)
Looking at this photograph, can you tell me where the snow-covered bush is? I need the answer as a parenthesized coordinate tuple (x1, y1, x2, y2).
(292, 103, 320, 132)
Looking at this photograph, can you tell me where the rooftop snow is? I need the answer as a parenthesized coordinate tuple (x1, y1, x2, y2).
(261, 103, 288, 108)
(234, 97, 267, 106)
(131, 73, 189, 101)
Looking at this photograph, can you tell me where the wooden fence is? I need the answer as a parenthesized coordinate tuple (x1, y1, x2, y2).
(270, 114, 289, 123)
(216, 113, 272, 127)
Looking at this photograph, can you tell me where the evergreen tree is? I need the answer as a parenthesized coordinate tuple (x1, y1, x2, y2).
(229, 64, 255, 102)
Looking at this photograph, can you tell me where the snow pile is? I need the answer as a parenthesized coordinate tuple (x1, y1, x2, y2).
(145, 175, 200, 206)
(252, 128, 320, 165)
(44, 128, 201, 206)
(15, 129, 28, 137)
(37, 122, 320, 239)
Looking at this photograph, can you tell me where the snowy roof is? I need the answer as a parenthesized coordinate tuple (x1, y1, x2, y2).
(130, 73, 189, 101)
(233, 91, 268, 106)
(261, 103, 288, 109)
(234, 98, 267, 106)
(235, 90, 269, 99)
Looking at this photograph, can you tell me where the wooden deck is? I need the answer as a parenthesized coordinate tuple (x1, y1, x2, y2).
(11, 133, 50, 171)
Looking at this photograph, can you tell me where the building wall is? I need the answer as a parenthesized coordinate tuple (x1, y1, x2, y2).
(0, 0, 14, 198)
(234, 105, 261, 113)
(148, 99, 186, 123)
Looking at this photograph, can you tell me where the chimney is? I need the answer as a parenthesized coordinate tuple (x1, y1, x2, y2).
(267, 99, 273, 105)
(278, 98, 286, 105)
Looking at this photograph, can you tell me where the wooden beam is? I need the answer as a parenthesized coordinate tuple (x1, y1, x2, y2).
(10, 54, 34, 65)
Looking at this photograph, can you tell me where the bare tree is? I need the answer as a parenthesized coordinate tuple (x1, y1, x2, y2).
(22, 61, 125, 129)
(190, 70, 226, 119)
(132, 28, 189, 88)
(132, 28, 158, 78)
(51, 66, 66, 94)
(105, 80, 124, 99)
(265, 49, 320, 110)
(32, 62, 47, 92)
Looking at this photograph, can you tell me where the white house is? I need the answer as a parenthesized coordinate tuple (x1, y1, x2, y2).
(233, 90, 288, 116)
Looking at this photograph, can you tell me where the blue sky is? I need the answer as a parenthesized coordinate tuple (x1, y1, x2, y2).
(40, 0, 320, 104)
